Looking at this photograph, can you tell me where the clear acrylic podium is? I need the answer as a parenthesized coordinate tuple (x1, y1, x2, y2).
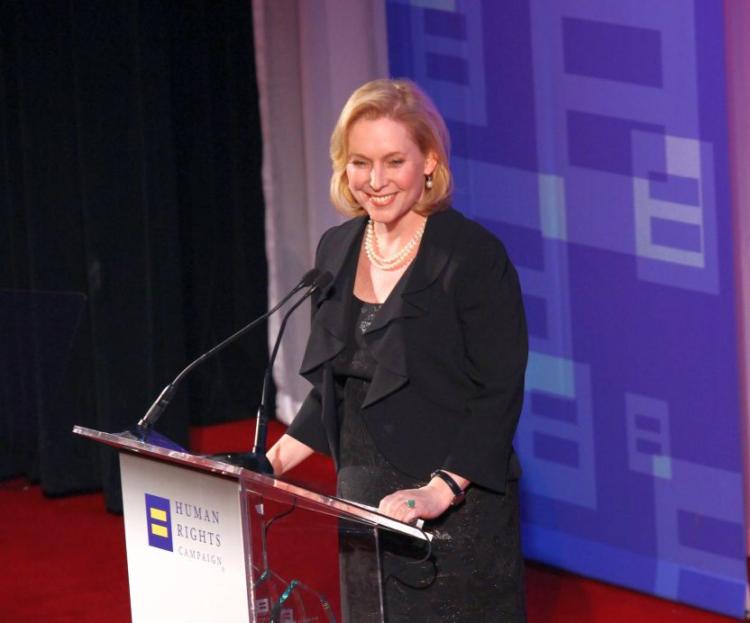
(73, 426, 428, 623)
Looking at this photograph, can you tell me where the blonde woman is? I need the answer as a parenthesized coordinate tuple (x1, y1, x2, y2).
(268, 79, 528, 622)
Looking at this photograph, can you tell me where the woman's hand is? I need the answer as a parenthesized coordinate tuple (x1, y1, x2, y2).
(377, 479, 456, 524)
(266, 434, 315, 476)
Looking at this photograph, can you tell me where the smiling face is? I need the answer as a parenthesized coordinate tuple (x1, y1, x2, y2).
(345, 116, 437, 227)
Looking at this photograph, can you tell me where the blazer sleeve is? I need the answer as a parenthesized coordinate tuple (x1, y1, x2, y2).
(283, 228, 334, 456)
(442, 239, 528, 492)
(285, 386, 331, 455)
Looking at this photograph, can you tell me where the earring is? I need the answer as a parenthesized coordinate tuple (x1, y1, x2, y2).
(425, 174, 433, 190)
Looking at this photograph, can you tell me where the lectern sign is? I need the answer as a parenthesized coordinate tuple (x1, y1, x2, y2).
(120, 453, 251, 622)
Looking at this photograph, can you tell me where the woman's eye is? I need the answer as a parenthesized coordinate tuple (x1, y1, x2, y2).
(350, 160, 367, 167)
(388, 159, 404, 167)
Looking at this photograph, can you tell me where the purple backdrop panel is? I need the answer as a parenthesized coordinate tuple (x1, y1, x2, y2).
(387, 0, 747, 617)
(725, 0, 750, 560)
(562, 17, 663, 87)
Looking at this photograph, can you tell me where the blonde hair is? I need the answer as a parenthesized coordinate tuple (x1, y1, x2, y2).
(329, 79, 453, 217)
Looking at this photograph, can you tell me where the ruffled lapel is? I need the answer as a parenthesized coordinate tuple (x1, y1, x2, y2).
(299, 217, 366, 379)
(299, 209, 463, 408)
(362, 209, 461, 407)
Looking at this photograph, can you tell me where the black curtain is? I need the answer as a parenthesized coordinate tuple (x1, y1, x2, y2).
(0, 0, 269, 511)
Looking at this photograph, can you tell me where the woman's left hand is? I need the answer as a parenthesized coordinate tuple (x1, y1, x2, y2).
(377, 480, 455, 524)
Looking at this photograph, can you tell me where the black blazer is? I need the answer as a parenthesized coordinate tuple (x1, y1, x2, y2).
(287, 208, 528, 493)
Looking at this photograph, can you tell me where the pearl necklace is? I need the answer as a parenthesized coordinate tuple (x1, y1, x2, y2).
(364, 218, 426, 270)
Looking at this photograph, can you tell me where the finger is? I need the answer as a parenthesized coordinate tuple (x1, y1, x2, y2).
(404, 509, 421, 524)
(381, 497, 411, 521)
(379, 492, 410, 514)
(389, 499, 412, 521)
(378, 495, 397, 515)
(399, 498, 421, 523)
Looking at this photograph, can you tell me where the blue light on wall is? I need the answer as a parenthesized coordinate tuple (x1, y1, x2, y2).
(387, 0, 747, 617)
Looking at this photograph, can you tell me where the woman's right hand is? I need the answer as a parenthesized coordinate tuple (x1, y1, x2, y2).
(266, 434, 316, 476)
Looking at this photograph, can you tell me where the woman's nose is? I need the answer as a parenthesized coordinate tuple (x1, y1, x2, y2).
(369, 165, 386, 190)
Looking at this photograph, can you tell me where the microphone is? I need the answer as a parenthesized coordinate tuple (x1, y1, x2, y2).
(209, 270, 333, 473)
(130, 269, 323, 445)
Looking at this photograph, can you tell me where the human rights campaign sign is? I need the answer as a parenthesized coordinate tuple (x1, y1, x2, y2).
(120, 453, 249, 622)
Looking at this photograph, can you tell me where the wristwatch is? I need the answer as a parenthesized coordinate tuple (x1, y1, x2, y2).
(430, 469, 466, 506)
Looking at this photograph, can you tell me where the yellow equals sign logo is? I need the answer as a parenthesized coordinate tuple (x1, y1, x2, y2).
(150, 508, 169, 537)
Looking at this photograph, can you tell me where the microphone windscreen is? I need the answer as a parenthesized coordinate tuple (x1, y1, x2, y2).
(312, 271, 334, 294)
(299, 268, 322, 287)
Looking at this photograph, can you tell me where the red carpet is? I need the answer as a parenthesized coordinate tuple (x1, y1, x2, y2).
(0, 419, 738, 622)
(0, 480, 131, 622)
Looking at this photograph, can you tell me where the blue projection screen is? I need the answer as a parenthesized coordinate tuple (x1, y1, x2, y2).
(386, 0, 747, 617)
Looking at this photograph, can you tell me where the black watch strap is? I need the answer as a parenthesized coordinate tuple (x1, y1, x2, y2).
(430, 469, 466, 506)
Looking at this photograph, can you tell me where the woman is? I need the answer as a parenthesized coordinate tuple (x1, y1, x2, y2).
(267, 79, 528, 622)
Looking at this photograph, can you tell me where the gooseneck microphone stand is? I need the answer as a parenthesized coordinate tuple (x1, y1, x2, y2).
(127, 269, 323, 453)
(209, 271, 333, 473)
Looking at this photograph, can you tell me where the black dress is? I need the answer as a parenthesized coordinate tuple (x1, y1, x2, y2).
(333, 298, 526, 623)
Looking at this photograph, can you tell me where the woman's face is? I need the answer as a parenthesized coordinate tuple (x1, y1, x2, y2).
(345, 117, 436, 227)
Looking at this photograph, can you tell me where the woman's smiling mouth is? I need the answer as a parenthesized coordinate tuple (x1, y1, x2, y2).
(368, 193, 397, 206)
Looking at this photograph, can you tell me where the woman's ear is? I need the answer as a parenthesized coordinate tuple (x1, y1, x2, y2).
(424, 151, 438, 176)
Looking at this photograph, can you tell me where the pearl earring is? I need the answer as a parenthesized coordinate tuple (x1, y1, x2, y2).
(425, 174, 433, 190)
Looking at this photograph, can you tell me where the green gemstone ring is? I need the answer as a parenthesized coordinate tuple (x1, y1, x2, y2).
(406, 499, 416, 508)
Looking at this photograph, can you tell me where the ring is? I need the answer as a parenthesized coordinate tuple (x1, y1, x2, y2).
(406, 499, 416, 508)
